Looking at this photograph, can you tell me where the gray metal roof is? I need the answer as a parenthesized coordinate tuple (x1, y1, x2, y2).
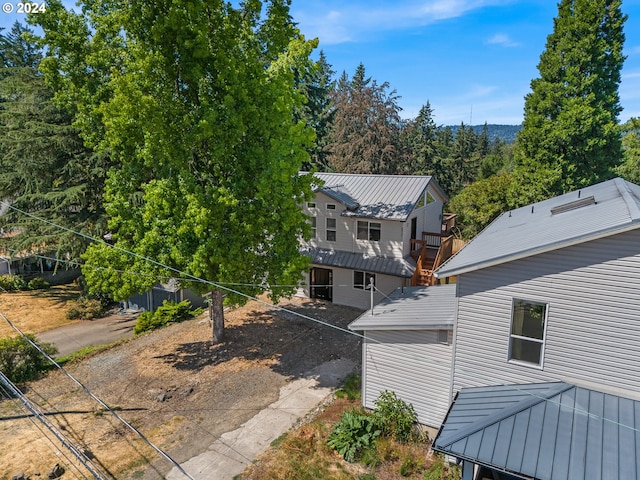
(302, 247, 416, 278)
(348, 284, 456, 330)
(433, 382, 640, 480)
(435, 178, 640, 278)
(308, 172, 446, 221)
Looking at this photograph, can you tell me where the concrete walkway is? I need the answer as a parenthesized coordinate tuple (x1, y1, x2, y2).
(166, 358, 356, 480)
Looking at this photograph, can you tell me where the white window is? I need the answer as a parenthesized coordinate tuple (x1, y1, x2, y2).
(357, 221, 381, 241)
(310, 217, 316, 238)
(326, 218, 336, 241)
(354, 271, 375, 290)
(509, 299, 548, 367)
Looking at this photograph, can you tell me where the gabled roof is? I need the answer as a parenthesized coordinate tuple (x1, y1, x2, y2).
(308, 172, 446, 221)
(303, 247, 416, 278)
(435, 178, 640, 278)
(433, 382, 640, 480)
(348, 284, 456, 331)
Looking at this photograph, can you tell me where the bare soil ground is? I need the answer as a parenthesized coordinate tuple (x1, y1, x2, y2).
(0, 295, 363, 480)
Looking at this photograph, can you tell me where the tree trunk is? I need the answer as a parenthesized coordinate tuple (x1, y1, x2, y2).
(209, 289, 224, 343)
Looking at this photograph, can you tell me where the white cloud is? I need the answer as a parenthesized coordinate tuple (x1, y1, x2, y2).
(487, 33, 520, 47)
(293, 0, 512, 45)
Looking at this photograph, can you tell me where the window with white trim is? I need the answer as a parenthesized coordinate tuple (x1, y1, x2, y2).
(509, 299, 548, 366)
(307, 202, 316, 209)
(354, 271, 375, 290)
(310, 217, 316, 238)
(326, 218, 336, 241)
(357, 221, 381, 241)
(326, 204, 336, 210)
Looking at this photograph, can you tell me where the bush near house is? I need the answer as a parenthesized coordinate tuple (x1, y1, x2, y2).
(244, 381, 462, 479)
(0, 274, 50, 292)
(0, 274, 27, 291)
(0, 334, 57, 383)
(133, 300, 204, 335)
(66, 297, 106, 320)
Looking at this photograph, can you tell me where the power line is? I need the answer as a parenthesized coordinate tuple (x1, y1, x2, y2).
(3, 203, 640, 440)
(0, 371, 103, 479)
(0, 313, 196, 480)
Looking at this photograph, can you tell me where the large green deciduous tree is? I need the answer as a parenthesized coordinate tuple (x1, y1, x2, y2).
(512, 0, 626, 205)
(0, 22, 109, 262)
(34, 0, 317, 342)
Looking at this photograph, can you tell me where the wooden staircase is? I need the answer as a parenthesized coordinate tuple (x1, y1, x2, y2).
(410, 231, 465, 287)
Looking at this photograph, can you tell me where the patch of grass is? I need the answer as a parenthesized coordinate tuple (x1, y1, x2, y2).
(335, 373, 362, 400)
(56, 339, 127, 364)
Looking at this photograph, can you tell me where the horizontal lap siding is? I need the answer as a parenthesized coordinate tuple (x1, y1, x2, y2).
(453, 229, 640, 394)
(363, 330, 453, 428)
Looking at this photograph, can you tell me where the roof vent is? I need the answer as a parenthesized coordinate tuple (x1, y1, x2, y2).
(550, 195, 596, 215)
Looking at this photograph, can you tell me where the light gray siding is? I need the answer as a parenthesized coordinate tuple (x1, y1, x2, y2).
(300, 267, 404, 310)
(453, 228, 640, 396)
(332, 267, 403, 310)
(362, 330, 453, 428)
(304, 192, 404, 257)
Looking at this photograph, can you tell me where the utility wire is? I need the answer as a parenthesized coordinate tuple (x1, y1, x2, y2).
(0, 313, 196, 480)
(3, 202, 640, 436)
(0, 371, 102, 479)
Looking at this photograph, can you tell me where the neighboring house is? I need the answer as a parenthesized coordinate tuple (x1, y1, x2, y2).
(125, 278, 206, 311)
(348, 177, 640, 479)
(430, 177, 640, 479)
(0, 256, 10, 275)
(299, 172, 451, 310)
(348, 284, 456, 429)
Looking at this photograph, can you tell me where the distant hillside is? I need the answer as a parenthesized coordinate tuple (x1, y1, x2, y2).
(446, 124, 522, 144)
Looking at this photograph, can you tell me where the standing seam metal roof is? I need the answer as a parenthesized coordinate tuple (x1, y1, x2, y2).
(302, 247, 416, 278)
(308, 172, 445, 221)
(435, 178, 640, 278)
(348, 284, 457, 330)
(433, 382, 640, 480)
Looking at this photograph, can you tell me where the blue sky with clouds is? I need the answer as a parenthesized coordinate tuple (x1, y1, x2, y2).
(292, 0, 640, 125)
(2, 1, 639, 125)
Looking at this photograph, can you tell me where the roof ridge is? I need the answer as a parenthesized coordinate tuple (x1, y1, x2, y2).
(435, 382, 573, 448)
(614, 177, 640, 221)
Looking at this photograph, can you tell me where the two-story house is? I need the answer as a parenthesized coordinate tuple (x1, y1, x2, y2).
(299, 172, 449, 310)
(349, 177, 640, 479)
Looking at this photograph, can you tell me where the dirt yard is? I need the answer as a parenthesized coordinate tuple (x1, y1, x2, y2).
(0, 285, 81, 337)
(0, 295, 363, 480)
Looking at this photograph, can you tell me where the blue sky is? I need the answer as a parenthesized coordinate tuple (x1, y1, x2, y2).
(292, 0, 640, 125)
(2, 1, 639, 125)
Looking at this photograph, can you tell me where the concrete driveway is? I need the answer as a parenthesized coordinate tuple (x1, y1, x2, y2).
(37, 310, 139, 357)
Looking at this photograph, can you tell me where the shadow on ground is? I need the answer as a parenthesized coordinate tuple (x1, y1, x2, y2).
(153, 300, 363, 383)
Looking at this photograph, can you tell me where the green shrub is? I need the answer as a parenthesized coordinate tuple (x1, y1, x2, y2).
(335, 373, 361, 400)
(373, 391, 417, 442)
(0, 274, 26, 291)
(399, 453, 420, 476)
(327, 408, 381, 462)
(67, 297, 105, 320)
(26, 277, 50, 290)
(423, 455, 461, 480)
(0, 334, 57, 383)
(133, 300, 203, 335)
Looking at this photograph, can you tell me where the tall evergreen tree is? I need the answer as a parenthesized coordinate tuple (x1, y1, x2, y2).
(0, 22, 109, 261)
(326, 63, 403, 174)
(616, 118, 640, 183)
(399, 101, 438, 175)
(512, 0, 626, 205)
(297, 50, 335, 171)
